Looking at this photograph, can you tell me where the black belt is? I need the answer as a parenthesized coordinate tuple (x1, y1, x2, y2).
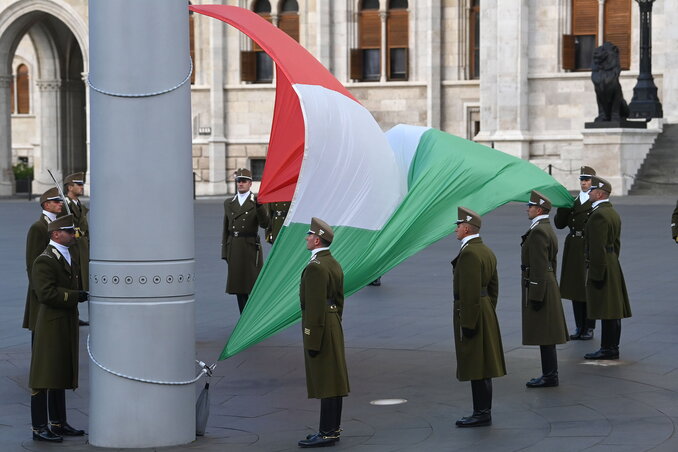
(326, 298, 337, 308)
(522, 265, 554, 272)
(273, 210, 288, 217)
(454, 287, 489, 301)
(231, 231, 257, 238)
(569, 229, 583, 237)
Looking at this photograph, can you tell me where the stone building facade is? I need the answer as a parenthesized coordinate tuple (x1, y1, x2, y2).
(1, 0, 676, 196)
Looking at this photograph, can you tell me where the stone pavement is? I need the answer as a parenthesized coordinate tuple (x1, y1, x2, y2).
(1, 196, 677, 451)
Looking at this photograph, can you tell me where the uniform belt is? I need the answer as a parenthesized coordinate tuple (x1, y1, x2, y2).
(326, 298, 337, 308)
(453, 287, 489, 301)
(231, 231, 257, 238)
(274, 210, 288, 217)
(522, 265, 553, 272)
(569, 229, 583, 237)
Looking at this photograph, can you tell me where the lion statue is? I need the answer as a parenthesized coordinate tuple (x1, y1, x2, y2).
(591, 41, 629, 122)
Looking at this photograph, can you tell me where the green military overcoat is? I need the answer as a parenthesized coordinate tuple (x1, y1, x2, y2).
(300, 249, 350, 399)
(29, 245, 82, 389)
(68, 198, 90, 290)
(265, 201, 291, 244)
(554, 195, 592, 301)
(452, 237, 506, 382)
(222, 192, 269, 294)
(520, 218, 569, 345)
(23, 214, 51, 330)
(584, 201, 632, 319)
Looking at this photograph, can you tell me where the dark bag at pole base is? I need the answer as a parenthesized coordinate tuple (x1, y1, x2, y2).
(196, 381, 210, 436)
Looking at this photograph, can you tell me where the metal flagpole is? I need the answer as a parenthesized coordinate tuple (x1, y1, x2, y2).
(88, 0, 196, 447)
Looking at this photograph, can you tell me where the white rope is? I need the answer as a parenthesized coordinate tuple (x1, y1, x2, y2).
(87, 335, 215, 385)
(87, 58, 193, 98)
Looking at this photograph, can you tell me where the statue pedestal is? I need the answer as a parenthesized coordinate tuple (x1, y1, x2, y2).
(581, 127, 661, 195)
(585, 120, 647, 129)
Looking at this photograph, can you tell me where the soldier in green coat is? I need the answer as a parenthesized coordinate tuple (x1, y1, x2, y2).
(521, 191, 569, 388)
(671, 200, 678, 243)
(583, 176, 632, 360)
(265, 200, 290, 244)
(554, 166, 596, 340)
(221, 168, 270, 313)
(23, 188, 64, 332)
(452, 207, 506, 428)
(298, 218, 349, 448)
(64, 172, 90, 325)
(29, 215, 88, 442)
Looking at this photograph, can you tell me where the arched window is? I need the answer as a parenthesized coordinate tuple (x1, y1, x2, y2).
(351, 1, 409, 82)
(242, 0, 274, 83)
(469, 0, 480, 79)
(16, 64, 30, 114)
(563, 0, 631, 71)
(279, 0, 300, 42)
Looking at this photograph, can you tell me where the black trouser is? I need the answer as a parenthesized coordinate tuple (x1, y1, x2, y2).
(601, 319, 621, 348)
(572, 300, 595, 330)
(319, 396, 343, 435)
(236, 294, 249, 314)
(31, 389, 67, 428)
(470, 379, 492, 413)
(540, 344, 558, 379)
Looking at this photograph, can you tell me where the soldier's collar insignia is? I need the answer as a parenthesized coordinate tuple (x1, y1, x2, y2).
(51, 248, 61, 260)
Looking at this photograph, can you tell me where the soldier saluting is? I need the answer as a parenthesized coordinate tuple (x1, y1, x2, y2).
(298, 218, 349, 448)
(583, 176, 632, 360)
(222, 168, 270, 314)
(555, 166, 596, 340)
(452, 207, 506, 428)
(521, 191, 568, 388)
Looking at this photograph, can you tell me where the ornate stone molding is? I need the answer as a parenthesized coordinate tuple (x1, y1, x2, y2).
(35, 79, 62, 91)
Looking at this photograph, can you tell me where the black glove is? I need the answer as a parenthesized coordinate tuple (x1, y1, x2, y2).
(308, 350, 319, 357)
(462, 327, 476, 338)
(530, 300, 544, 311)
(77, 291, 89, 303)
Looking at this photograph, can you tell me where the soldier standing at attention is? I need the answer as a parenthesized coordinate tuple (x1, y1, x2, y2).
(298, 218, 349, 448)
(265, 201, 291, 244)
(23, 188, 64, 334)
(555, 166, 596, 340)
(222, 168, 269, 314)
(521, 191, 568, 388)
(671, 200, 678, 243)
(452, 207, 506, 428)
(583, 176, 632, 360)
(64, 172, 90, 326)
(29, 215, 88, 442)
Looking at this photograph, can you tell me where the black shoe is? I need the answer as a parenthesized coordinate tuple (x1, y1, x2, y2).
(50, 422, 85, 436)
(369, 277, 381, 286)
(306, 429, 340, 440)
(526, 376, 559, 388)
(569, 328, 581, 340)
(79, 319, 89, 326)
(584, 348, 619, 360)
(298, 432, 339, 448)
(33, 426, 63, 442)
(455, 410, 491, 427)
(579, 328, 594, 340)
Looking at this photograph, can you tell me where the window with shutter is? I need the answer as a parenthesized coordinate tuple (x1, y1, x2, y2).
(355, 9, 381, 81)
(16, 64, 29, 114)
(279, 0, 299, 43)
(387, 9, 408, 80)
(469, 0, 480, 79)
(247, 3, 274, 83)
(604, 0, 631, 70)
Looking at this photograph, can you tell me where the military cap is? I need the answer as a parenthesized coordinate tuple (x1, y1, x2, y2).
(234, 168, 252, 180)
(64, 172, 85, 185)
(39, 187, 63, 205)
(307, 217, 334, 244)
(454, 207, 482, 229)
(48, 214, 75, 232)
(589, 175, 612, 194)
(527, 190, 552, 211)
(579, 166, 596, 180)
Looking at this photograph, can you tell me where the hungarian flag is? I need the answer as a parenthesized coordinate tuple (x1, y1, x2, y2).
(191, 6, 574, 360)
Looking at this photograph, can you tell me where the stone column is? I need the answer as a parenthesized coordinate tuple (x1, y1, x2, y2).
(598, 0, 606, 46)
(317, 0, 332, 70)
(0, 75, 14, 195)
(427, 0, 442, 129)
(663, 1, 678, 123)
(207, 13, 227, 195)
(82, 72, 91, 190)
(479, 0, 530, 159)
(34, 79, 63, 193)
(476, 0, 497, 145)
(380, 10, 388, 82)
